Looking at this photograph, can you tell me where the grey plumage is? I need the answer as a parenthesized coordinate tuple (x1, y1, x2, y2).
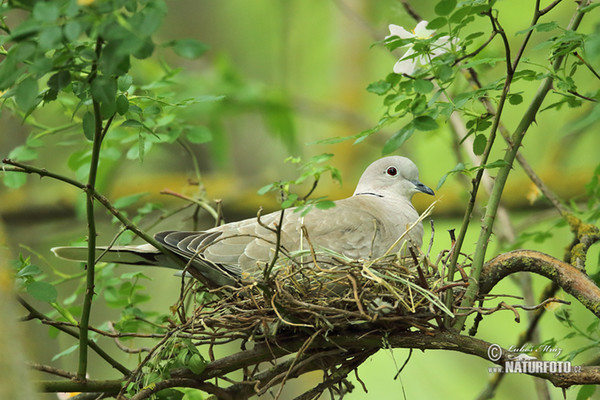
(52, 156, 434, 287)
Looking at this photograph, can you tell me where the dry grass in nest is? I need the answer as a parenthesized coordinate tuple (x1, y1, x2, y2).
(183, 247, 454, 341)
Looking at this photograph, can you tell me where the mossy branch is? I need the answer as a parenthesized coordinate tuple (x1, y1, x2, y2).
(479, 250, 600, 318)
(453, 0, 593, 331)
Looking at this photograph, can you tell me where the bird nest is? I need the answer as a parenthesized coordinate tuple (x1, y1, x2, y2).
(181, 247, 454, 341)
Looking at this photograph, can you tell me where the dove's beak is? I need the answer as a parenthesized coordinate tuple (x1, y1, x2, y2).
(412, 180, 435, 196)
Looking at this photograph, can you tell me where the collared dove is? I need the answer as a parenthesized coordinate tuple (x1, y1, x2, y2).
(52, 156, 434, 287)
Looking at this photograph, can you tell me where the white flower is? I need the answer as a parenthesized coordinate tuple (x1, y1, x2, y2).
(386, 21, 454, 75)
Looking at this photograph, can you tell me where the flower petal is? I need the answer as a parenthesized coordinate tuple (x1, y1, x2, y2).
(413, 20, 435, 38)
(387, 24, 414, 39)
(393, 48, 417, 75)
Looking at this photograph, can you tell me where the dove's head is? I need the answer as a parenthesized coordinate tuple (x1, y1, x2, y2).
(353, 156, 434, 200)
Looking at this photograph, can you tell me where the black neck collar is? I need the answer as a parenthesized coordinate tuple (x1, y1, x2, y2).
(355, 192, 384, 198)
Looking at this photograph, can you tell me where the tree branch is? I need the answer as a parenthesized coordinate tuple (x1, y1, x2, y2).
(480, 250, 600, 318)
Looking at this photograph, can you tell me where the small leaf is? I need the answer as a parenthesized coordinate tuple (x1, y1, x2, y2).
(185, 126, 213, 144)
(90, 76, 117, 107)
(576, 385, 596, 400)
(413, 116, 438, 131)
(116, 95, 129, 115)
(17, 264, 42, 278)
(170, 39, 209, 59)
(436, 65, 453, 82)
(15, 77, 39, 112)
(32, 1, 60, 22)
(473, 134, 487, 156)
(114, 193, 148, 208)
(509, 94, 523, 105)
(315, 200, 335, 210)
(118, 75, 133, 92)
(8, 145, 38, 162)
(63, 21, 82, 42)
(536, 22, 559, 32)
(413, 79, 434, 94)
(434, 0, 456, 16)
(436, 163, 465, 190)
(484, 159, 509, 169)
(51, 344, 79, 362)
(257, 183, 274, 196)
(3, 172, 27, 189)
(427, 17, 447, 30)
(121, 119, 143, 128)
(188, 353, 207, 374)
(82, 111, 95, 141)
(27, 281, 58, 303)
(366, 80, 392, 95)
(47, 71, 71, 92)
(382, 124, 415, 154)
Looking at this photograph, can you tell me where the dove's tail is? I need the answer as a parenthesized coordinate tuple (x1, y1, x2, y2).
(51, 245, 177, 269)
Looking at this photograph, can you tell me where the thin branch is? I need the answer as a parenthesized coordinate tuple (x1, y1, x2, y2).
(27, 362, 77, 379)
(79, 36, 109, 381)
(18, 297, 131, 376)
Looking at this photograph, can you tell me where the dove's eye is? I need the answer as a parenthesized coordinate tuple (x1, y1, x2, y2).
(386, 166, 398, 176)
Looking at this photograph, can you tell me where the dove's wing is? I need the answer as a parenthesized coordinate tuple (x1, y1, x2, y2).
(154, 194, 423, 282)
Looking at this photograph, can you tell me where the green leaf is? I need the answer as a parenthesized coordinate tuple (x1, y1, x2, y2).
(281, 193, 298, 209)
(27, 281, 58, 303)
(170, 39, 209, 59)
(516, 22, 558, 36)
(114, 193, 148, 208)
(473, 134, 487, 156)
(413, 116, 438, 131)
(17, 264, 42, 278)
(257, 183, 274, 196)
(436, 64, 453, 82)
(118, 75, 133, 92)
(536, 22, 559, 32)
(15, 77, 39, 112)
(449, 6, 473, 24)
(434, 0, 456, 16)
(509, 94, 523, 105)
(3, 172, 27, 189)
(82, 111, 95, 141)
(427, 17, 447, 30)
(436, 163, 465, 190)
(51, 344, 79, 362)
(484, 159, 509, 169)
(413, 79, 434, 94)
(576, 385, 596, 400)
(90, 76, 117, 107)
(187, 353, 207, 374)
(38, 26, 62, 51)
(315, 200, 335, 210)
(382, 124, 415, 154)
(366, 80, 392, 95)
(32, 1, 60, 22)
(8, 145, 38, 162)
(63, 21, 82, 42)
(461, 57, 504, 68)
(47, 71, 71, 92)
(121, 119, 143, 128)
(185, 126, 213, 144)
(116, 95, 129, 115)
